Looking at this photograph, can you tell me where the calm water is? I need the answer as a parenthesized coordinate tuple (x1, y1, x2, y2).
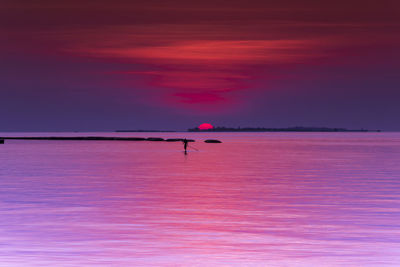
(0, 132, 400, 266)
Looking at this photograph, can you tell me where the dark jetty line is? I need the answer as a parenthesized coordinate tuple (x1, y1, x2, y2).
(166, 138, 195, 142)
(0, 136, 201, 142)
(146, 137, 164, 141)
(1, 136, 147, 141)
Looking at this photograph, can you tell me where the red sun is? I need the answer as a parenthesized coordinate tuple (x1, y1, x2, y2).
(198, 123, 214, 130)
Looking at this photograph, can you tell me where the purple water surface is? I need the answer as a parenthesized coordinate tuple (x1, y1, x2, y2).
(0, 132, 399, 266)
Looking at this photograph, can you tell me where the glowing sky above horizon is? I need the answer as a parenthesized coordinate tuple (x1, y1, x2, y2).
(1, 0, 400, 131)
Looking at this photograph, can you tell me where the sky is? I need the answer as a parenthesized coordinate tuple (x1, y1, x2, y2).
(1, 0, 400, 131)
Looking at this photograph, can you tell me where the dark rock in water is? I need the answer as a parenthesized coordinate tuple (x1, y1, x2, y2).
(204, 139, 222, 143)
(146, 137, 164, 141)
(166, 138, 183, 142)
(0, 139, 4, 144)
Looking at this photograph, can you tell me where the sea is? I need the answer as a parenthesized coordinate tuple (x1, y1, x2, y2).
(0, 132, 399, 266)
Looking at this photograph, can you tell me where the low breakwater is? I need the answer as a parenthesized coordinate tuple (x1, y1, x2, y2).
(0, 137, 193, 142)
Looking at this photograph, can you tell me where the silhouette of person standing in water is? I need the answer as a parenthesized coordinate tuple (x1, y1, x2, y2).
(182, 138, 188, 153)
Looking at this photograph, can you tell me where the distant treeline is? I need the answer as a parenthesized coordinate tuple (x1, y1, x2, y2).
(116, 130, 177, 132)
(188, 126, 380, 132)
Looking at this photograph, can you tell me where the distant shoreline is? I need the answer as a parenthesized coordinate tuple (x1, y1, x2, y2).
(116, 130, 177, 132)
(115, 127, 381, 133)
(187, 126, 381, 132)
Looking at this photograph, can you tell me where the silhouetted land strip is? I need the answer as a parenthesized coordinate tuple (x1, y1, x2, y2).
(166, 138, 195, 142)
(0, 137, 203, 144)
(116, 130, 177, 132)
(188, 126, 380, 132)
(0, 136, 148, 141)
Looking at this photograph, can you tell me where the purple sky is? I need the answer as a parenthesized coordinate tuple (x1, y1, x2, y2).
(1, 0, 400, 131)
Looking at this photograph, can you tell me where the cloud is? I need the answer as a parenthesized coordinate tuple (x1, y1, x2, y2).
(2, 0, 399, 114)
(82, 39, 321, 64)
(54, 22, 333, 111)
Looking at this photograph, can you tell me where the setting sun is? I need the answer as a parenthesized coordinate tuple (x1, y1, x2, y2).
(198, 123, 214, 130)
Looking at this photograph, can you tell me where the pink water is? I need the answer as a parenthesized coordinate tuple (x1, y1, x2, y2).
(0, 132, 400, 266)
